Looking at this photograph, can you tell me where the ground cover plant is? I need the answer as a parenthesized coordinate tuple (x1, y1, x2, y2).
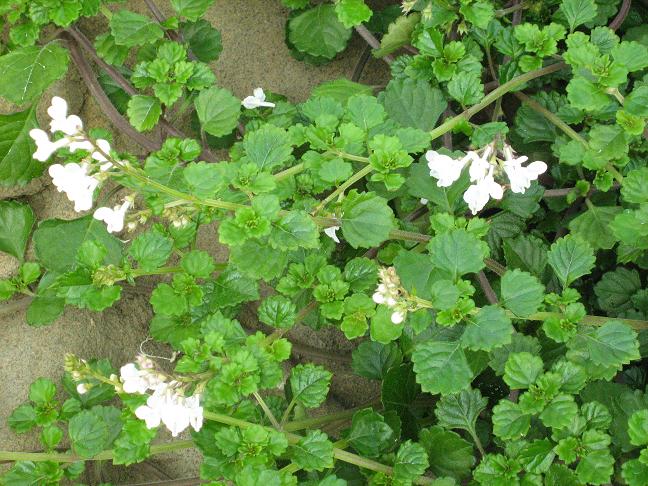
(2, 0, 648, 484)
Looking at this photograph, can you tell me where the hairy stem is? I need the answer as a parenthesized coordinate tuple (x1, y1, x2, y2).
(514, 92, 586, 145)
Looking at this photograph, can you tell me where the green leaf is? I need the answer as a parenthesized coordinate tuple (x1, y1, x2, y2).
(26, 296, 65, 327)
(412, 340, 474, 395)
(0, 201, 34, 259)
(576, 449, 614, 484)
(150, 283, 187, 316)
(170, 0, 213, 21)
(560, 0, 598, 31)
(29, 378, 56, 406)
(503, 237, 548, 276)
(500, 269, 544, 318)
(352, 341, 402, 380)
(567, 76, 610, 111)
(68, 410, 108, 458)
(111, 10, 164, 47)
(0, 43, 69, 105)
(258, 295, 297, 329)
(311, 79, 373, 103)
(435, 387, 488, 435)
(447, 73, 484, 107)
(348, 409, 394, 458)
(0, 106, 43, 186)
(195, 86, 241, 137)
(209, 267, 260, 307)
(181, 250, 216, 278)
(288, 5, 352, 60)
(344, 257, 378, 293)
(127, 95, 161, 132)
(622, 458, 648, 486)
(518, 439, 556, 474)
(181, 20, 223, 62)
(577, 320, 640, 369)
(379, 78, 447, 131)
(335, 0, 372, 28)
(492, 400, 531, 439)
(345, 95, 385, 131)
(419, 426, 475, 481)
(340, 191, 395, 249)
(628, 410, 648, 446)
(270, 211, 319, 250)
(8, 404, 37, 433)
(568, 205, 621, 250)
(128, 230, 173, 271)
(461, 305, 513, 351)
(33, 216, 122, 273)
(291, 430, 334, 471)
(547, 235, 595, 287)
(622, 168, 648, 204)
(594, 267, 641, 313)
(393, 440, 429, 483)
(370, 306, 404, 344)
(428, 228, 489, 280)
(504, 352, 543, 389)
(243, 125, 292, 171)
(540, 394, 578, 429)
(374, 13, 420, 57)
(290, 363, 332, 409)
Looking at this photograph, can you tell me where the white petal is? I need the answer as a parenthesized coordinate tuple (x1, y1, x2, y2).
(135, 405, 161, 429)
(527, 161, 547, 177)
(463, 183, 490, 215)
(324, 226, 340, 243)
(242, 96, 261, 109)
(47, 97, 68, 123)
(372, 292, 386, 304)
(253, 87, 266, 101)
(391, 311, 405, 324)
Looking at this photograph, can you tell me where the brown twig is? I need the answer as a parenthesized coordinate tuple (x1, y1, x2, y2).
(477, 271, 499, 304)
(66, 27, 217, 161)
(65, 36, 161, 152)
(609, 0, 631, 31)
(354, 25, 394, 64)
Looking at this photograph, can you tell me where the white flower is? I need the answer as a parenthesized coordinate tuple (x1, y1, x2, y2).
(465, 146, 493, 183)
(48, 163, 98, 212)
(502, 145, 547, 194)
(135, 385, 203, 437)
(76, 383, 89, 394)
(391, 310, 406, 324)
(94, 200, 131, 233)
(420, 198, 428, 205)
(463, 167, 504, 215)
(120, 363, 151, 394)
(242, 88, 275, 109)
(29, 129, 70, 162)
(324, 226, 340, 243)
(426, 150, 466, 187)
(48, 97, 83, 136)
(92, 139, 113, 168)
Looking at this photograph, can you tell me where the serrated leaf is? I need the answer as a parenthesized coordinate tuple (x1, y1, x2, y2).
(560, 0, 598, 31)
(195, 86, 241, 137)
(435, 387, 488, 436)
(181, 20, 223, 62)
(547, 235, 595, 287)
(288, 5, 352, 60)
(340, 191, 395, 249)
(352, 341, 402, 380)
(170, 0, 213, 21)
(127, 95, 161, 132)
(111, 10, 164, 47)
(428, 228, 489, 280)
(492, 400, 531, 439)
(504, 352, 543, 389)
(579, 321, 640, 369)
(348, 409, 394, 458)
(335, 0, 372, 28)
(375, 14, 420, 57)
(628, 410, 648, 446)
(0, 106, 43, 186)
(270, 210, 319, 250)
(290, 363, 332, 408)
(419, 426, 475, 480)
(291, 430, 334, 471)
(412, 340, 474, 395)
(393, 440, 430, 483)
(500, 269, 544, 317)
(68, 410, 109, 458)
(128, 230, 173, 271)
(379, 78, 447, 131)
(0, 43, 69, 105)
(0, 201, 34, 260)
(258, 295, 297, 329)
(503, 235, 548, 276)
(594, 267, 641, 314)
(568, 205, 621, 250)
(461, 305, 513, 351)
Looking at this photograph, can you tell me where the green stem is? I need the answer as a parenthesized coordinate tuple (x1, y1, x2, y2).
(274, 163, 305, 181)
(315, 164, 375, 213)
(523, 311, 648, 329)
(0, 440, 193, 463)
(608, 165, 624, 183)
(468, 427, 486, 457)
(495, 2, 527, 16)
(130, 266, 184, 278)
(253, 391, 282, 430)
(283, 409, 358, 432)
(202, 411, 435, 484)
(429, 62, 566, 141)
(514, 92, 587, 145)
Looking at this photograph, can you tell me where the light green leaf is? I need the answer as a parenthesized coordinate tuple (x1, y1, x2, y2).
(579, 320, 640, 369)
(0, 201, 34, 260)
(128, 230, 173, 271)
(393, 440, 430, 484)
(258, 295, 297, 329)
(0, 42, 69, 105)
(0, 106, 42, 186)
(547, 235, 595, 287)
(500, 269, 544, 317)
(461, 305, 513, 351)
(568, 205, 621, 250)
(111, 10, 164, 47)
(492, 400, 530, 439)
(560, 0, 598, 31)
(334, 0, 372, 28)
(68, 410, 109, 458)
(428, 228, 489, 280)
(504, 352, 543, 389)
(628, 410, 648, 446)
(127, 95, 161, 132)
(540, 394, 578, 429)
(288, 5, 352, 60)
(290, 363, 332, 408)
(195, 86, 241, 137)
(340, 191, 395, 249)
(412, 340, 474, 395)
(311, 79, 373, 103)
(622, 167, 648, 204)
(290, 430, 334, 471)
(170, 0, 214, 21)
(447, 73, 484, 107)
(379, 78, 447, 131)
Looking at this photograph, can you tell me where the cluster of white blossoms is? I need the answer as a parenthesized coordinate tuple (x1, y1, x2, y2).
(119, 355, 203, 437)
(242, 87, 275, 109)
(29, 97, 132, 233)
(372, 267, 410, 324)
(426, 143, 547, 214)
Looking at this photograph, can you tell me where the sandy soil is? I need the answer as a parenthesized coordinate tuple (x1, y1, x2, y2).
(0, 1, 389, 482)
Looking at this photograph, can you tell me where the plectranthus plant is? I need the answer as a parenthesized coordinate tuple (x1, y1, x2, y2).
(2, 0, 648, 485)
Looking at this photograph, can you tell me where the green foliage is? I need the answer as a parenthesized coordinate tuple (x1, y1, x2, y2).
(0, 106, 42, 186)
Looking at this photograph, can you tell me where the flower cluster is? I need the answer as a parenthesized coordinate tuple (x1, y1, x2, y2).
(119, 355, 203, 437)
(29, 97, 132, 232)
(426, 143, 547, 214)
(372, 267, 409, 324)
